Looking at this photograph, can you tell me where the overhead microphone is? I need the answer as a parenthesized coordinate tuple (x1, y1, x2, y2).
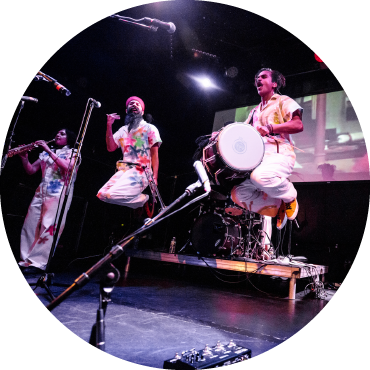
(35, 71, 71, 96)
(193, 161, 211, 193)
(21, 96, 38, 103)
(33, 75, 48, 82)
(54, 81, 71, 96)
(143, 17, 176, 33)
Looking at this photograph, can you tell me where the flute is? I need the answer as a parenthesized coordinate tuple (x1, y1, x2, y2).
(7, 139, 55, 157)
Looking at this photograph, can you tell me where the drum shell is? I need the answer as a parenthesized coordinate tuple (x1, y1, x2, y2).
(190, 212, 241, 257)
(203, 123, 264, 188)
(203, 143, 249, 189)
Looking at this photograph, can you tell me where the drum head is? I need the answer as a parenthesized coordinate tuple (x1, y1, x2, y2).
(217, 123, 264, 171)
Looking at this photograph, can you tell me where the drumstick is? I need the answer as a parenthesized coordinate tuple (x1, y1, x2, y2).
(266, 134, 305, 153)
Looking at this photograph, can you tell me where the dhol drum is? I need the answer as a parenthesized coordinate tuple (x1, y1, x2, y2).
(203, 123, 264, 187)
(191, 212, 242, 257)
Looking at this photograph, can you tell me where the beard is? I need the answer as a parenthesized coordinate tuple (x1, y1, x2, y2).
(124, 111, 143, 132)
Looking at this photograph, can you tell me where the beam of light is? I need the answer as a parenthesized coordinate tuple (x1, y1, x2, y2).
(189, 75, 221, 90)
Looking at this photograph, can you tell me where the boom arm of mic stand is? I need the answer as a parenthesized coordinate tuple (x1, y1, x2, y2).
(47, 183, 209, 311)
(117, 184, 209, 245)
(47, 237, 134, 311)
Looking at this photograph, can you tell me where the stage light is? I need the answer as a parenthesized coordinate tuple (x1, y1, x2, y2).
(190, 75, 220, 90)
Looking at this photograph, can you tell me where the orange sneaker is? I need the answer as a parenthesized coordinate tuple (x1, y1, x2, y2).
(276, 201, 287, 230)
(285, 198, 298, 220)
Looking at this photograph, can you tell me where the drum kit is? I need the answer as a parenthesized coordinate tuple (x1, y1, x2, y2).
(189, 123, 275, 261)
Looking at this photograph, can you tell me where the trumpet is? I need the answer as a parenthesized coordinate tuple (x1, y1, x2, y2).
(7, 139, 55, 158)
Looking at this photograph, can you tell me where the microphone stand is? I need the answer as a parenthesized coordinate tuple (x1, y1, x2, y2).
(110, 14, 158, 32)
(47, 179, 210, 311)
(1, 100, 25, 175)
(31, 98, 100, 301)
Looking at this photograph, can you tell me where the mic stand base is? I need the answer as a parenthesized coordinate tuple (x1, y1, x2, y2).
(89, 264, 120, 351)
(29, 272, 70, 302)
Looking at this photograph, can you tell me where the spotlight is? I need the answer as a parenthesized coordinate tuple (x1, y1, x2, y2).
(190, 75, 219, 90)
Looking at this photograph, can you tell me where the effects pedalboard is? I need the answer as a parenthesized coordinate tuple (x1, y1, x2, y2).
(163, 340, 252, 369)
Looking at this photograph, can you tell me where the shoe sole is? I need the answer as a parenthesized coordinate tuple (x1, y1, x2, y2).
(287, 201, 299, 221)
(277, 214, 287, 230)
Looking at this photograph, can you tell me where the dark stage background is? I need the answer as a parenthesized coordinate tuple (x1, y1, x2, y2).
(1, 1, 368, 283)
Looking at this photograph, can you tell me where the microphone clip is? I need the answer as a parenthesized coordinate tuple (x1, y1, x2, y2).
(185, 180, 202, 195)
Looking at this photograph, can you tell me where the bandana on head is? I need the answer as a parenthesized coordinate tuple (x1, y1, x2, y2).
(126, 96, 145, 112)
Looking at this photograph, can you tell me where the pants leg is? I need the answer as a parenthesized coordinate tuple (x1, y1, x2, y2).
(260, 216, 272, 248)
(19, 189, 73, 270)
(97, 167, 149, 209)
(20, 192, 43, 264)
(231, 178, 282, 217)
(231, 146, 297, 217)
(250, 149, 297, 203)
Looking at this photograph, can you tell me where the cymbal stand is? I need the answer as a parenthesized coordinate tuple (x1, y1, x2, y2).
(287, 220, 293, 262)
(242, 211, 256, 258)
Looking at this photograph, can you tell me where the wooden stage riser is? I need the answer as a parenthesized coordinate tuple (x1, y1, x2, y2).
(124, 250, 328, 279)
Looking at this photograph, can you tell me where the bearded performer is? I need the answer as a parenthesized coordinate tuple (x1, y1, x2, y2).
(97, 96, 162, 209)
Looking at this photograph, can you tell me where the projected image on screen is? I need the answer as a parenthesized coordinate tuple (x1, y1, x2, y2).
(213, 90, 369, 182)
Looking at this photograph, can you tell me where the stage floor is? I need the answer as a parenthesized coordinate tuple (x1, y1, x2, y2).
(22, 256, 336, 369)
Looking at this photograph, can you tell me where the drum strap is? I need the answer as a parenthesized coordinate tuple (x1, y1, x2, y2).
(248, 108, 281, 153)
(246, 109, 256, 126)
(249, 102, 304, 154)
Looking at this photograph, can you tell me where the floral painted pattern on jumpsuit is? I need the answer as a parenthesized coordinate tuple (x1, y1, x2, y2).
(97, 119, 162, 209)
(19, 146, 79, 270)
(231, 94, 303, 217)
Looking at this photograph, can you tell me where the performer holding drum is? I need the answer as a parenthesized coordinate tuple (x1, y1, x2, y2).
(197, 68, 303, 259)
(230, 68, 303, 229)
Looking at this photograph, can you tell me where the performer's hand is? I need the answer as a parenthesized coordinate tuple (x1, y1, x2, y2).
(34, 140, 50, 152)
(107, 113, 120, 125)
(18, 146, 28, 159)
(256, 126, 269, 137)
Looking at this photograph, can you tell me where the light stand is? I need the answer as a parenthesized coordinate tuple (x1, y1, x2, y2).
(31, 98, 101, 300)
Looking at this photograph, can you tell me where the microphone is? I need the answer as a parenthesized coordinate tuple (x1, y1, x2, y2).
(193, 161, 211, 193)
(33, 75, 48, 82)
(143, 17, 176, 33)
(36, 71, 71, 96)
(21, 96, 38, 103)
(185, 180, 202, 195)
(54, 81, 71, 96)
(90, 98, 101, 108)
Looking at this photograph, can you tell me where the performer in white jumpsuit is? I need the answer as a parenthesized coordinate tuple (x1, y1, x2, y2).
(18, 129, 79, 271)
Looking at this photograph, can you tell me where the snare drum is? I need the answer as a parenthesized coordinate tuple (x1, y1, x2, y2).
(203, 123, 264, 187)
